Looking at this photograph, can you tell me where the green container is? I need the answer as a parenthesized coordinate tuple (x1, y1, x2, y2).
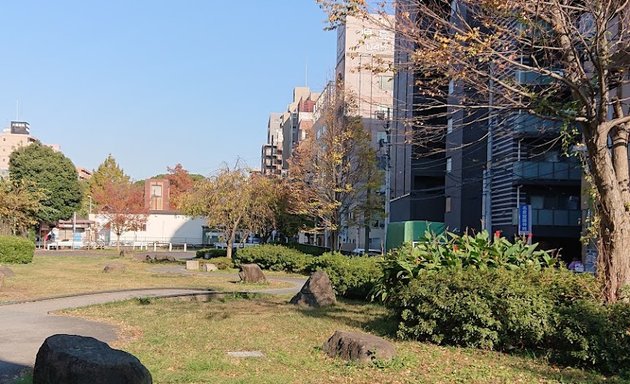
(386, 221, 446, 251)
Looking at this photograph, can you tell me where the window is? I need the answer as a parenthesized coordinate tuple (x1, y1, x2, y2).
(446, 197, 452, 213)
(151, 184, 162, 197)
(449, 80, 455, 95)
(447, 118, 453, 134)
(446, 157, 452, 173)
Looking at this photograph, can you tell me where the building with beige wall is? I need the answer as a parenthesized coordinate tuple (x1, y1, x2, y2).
(0, 121, 37, 177)
(335, 14, 395, 251)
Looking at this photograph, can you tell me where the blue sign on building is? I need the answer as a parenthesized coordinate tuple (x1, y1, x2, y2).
(518, 205, 532, 235)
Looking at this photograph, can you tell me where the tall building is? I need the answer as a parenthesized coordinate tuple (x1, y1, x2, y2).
(334, 14, 395, 250)
(390, 1, 583, 258)
(261, 113, 283, 176)
(0, 121, 37, 177)
(261, 87, 319, 176)
(390, 3, 446, 223)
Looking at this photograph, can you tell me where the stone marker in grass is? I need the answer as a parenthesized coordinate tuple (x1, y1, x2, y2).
(186, 260, 200, 270)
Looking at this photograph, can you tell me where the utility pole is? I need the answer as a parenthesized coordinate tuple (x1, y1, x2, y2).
(383, 108, 392, 251)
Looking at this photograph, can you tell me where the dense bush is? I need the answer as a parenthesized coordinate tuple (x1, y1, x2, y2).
(234, 245, 309, 273)
(285, 243, 329, 256)
(304, 252, 381, 300)
(195, 248, 228, 259)
(388, 265, 630, 375)
(0, 235, 34, 264)
(375, 231, 555, 301)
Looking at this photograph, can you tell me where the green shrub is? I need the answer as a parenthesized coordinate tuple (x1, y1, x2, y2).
(234, 245, 309, 273)
(374, 232, 556, 301)
(0, 235, 34, 264)
(304, 252, 381, 300)
(195, 248, 228, 259)
(391, 268, 560, 350)
(202, 257, 233, 270)
(286, 242, 329, 256)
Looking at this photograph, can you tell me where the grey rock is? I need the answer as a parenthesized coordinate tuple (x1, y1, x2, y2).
(238, 264, 267, 283)
(323, 330, 396, 364)
(0, 265, 15, 277)
(103, 263, 126, 273)
(290, 271, 336, 307)
(33, 334, 152, 384)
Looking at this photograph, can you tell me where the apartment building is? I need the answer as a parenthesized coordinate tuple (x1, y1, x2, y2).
(390, 1, 583, 258)
(261, 113, 283, 176)
(261, 87, 319, 176)
(334, 14, 395, 250)
(0, 121, 37, 177)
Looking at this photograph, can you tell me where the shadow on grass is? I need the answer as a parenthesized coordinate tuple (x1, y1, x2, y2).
(295, 298, 398, 338)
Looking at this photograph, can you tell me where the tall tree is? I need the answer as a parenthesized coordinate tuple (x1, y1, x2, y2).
(0, 179, 45, 236)
(179, 165, 277, 259)
(92, 179, 147, 251)
(290, 83, 383, 250)
(320, 0, 630, 302)
(9, 142, 82, 224)
(89, 155, 129, 211)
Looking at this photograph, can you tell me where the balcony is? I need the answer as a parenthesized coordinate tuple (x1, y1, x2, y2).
(532, 209, 581, 226)
(511, 113, 559, 135)
(513, 161, 581, 183)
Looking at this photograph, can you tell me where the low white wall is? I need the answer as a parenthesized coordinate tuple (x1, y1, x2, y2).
(90, 213, 206, 245)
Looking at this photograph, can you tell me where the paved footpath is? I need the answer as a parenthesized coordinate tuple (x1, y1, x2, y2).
(0, 276, 305, 383)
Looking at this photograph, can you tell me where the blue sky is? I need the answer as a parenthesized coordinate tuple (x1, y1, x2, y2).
(0, 1, 336, 180)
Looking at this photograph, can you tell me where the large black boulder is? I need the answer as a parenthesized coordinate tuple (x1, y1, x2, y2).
(33, 334, 152, 384)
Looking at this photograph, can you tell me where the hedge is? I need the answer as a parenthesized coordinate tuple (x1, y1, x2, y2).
(234, 245, 381, 300)
(0, 236, 35, 264)
(195, 248, 228, 259)
(388, 267, 630, 376)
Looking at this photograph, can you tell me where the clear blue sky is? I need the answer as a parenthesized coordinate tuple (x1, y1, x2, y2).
(0, 1, 336, 180)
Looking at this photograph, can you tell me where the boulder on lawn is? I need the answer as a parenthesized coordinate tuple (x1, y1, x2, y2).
(0, 265, 14, 277)
(103, 263, 126, 273)
(238, 263, 266, 283)
(205, 263, 218, 272)
(290, 271, 336, 307)
(323, 330, 396, 364)
(33, 334, 152, 384)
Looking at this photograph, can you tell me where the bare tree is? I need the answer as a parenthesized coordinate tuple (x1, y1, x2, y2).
(319, 0, 630, 302)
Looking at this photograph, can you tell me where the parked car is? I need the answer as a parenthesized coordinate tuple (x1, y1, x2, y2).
(351, 248, 382, 256)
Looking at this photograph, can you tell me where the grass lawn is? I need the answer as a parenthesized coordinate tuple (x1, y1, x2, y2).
(0, 251, 292, 303)
(59, 295, 626, 384)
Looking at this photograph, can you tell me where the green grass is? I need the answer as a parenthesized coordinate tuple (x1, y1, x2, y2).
(0, 252, 292, 303)
(60, 296, 626, 384)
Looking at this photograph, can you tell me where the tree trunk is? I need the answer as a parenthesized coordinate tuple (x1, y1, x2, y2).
(226, 231, 236, 259)
(587, 136, 630, 303)
(116, 233, 121, 252)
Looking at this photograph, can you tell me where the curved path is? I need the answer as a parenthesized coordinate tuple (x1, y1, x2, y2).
(0, 276, 305, 383)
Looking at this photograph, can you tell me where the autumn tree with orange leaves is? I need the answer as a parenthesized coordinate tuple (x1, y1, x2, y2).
(93, 178, 147, 251)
